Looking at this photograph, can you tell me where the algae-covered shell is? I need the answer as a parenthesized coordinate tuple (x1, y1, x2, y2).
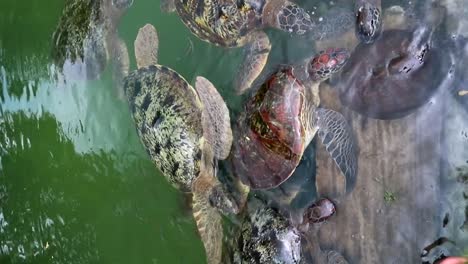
(124, 64, 204, 191)
(235, 206, 302, 264)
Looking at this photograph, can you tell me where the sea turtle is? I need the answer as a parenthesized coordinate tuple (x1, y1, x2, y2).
(231, 47, 358, 193)
(334, 1, 456, 120)
(225, 196, 348, 263)
(160, 0, 356, 94)
(122, 24, 236, 264)
(51, 0, 133, 81)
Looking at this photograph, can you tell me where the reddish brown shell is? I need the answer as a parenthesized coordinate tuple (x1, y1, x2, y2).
(232, 68, 306, 189)
(303, 198, 336, 223)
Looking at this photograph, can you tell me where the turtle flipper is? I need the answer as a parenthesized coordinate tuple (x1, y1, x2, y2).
(195, 77, 233, 160)
(192, 171, 224, 264)
(355, 0, 382, 43)
(310, 8, 354, 41)
(314, 108, 357, 193)
(112, 0, 133, 10)
(134, 24, 159, 69)
(160, 0, 176, 13)
(111, 37, 130, 98)
(235, 31, 271, 95)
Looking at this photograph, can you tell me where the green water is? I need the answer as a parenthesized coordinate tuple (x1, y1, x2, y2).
(0, 0, 237, 263)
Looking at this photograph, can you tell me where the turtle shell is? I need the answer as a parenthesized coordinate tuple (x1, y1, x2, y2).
(335, 29, 449, 120)
(232, 68, 306, 189)
(174, 0, 258, 47)
(124, 65, 204, 192)
(235, 205, 302, 263)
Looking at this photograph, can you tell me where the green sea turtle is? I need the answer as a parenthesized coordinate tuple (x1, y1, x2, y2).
(122, 24, 236, 264)
(160, 0, 355, 94)
(224, 196, 348, 263)
(231, 47, 357, 193)
(51, 0, 133, 81)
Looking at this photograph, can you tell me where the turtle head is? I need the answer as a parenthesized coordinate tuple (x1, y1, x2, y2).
(307, 48, 350, 82)
(355, 2, 382, 44)
(302, 198, 336, 225)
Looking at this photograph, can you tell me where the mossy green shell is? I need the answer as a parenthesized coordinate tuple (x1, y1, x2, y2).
(51, 0, 106, 73)
(124, 64, 204, 192)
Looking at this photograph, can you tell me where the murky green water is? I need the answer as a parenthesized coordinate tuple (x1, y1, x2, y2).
(0, 0, 221, 263)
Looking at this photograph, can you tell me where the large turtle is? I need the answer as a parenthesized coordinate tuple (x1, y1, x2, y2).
(335, 1, 457, 120)
(160, 0, 356, 94)
(51, 0, 133, 81)
(122, 24, 236, 264)
(231, 48, 358, 193)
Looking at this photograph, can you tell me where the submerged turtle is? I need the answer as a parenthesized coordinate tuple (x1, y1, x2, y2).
(335, 1, 455, 120)
(160, 0, 355, 94)
(122, 24, 236, 264)
(51, 0, 133, 80)
(226, 196, 347, 263)
(231, 48, 358, 193)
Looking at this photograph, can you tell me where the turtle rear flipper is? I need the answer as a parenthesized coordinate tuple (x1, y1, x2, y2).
(134, 24, 159, 69)
(235, 31, 271, 95)
(314, 108, 358, 193)
(195, 76, 233, 160)
(192, 171, 223, 264)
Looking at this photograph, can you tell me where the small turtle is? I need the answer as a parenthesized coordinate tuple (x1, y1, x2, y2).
(226, 196, 347, 263)
(123, 24, 236, 264)
(335, 1, 456, 120)
(231, 48, 358, 193)
(355, 0, 383, 43)
(51, 0, 133, 80)
(160, 0, 355, 94)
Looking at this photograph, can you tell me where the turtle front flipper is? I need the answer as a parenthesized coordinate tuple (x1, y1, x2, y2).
(112, 0, 134, 10)
(135, 24, 159, 69)
(235, 31, 271, 95)
(111, 37, 130, 100)
(192, 170, 224, 264)
(314, 108, 358, 193)
(310, 8, 354, 41)
(355, 0, 382, 43)
(160, 0, 176, 13)
(195, 76, 233, 159)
